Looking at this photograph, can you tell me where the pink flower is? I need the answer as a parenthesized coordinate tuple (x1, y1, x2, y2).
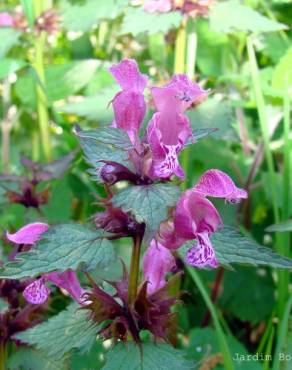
(6, 223, 49, 245)
(156, 170, 247, 268)
(194, 169, 248, 203)
(23, 270, 86, 305)
(146, 75, 205, 179)
(0, 12, 15, 27)
(143, 239, 176, 295)
(109, 59, 148, 144)
(144, 0, 172, 13)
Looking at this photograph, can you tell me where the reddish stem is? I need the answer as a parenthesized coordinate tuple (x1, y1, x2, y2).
(201, 267, 225, 327)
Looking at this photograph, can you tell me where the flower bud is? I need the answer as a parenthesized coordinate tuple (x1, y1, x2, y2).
(99, 161, 139, 185)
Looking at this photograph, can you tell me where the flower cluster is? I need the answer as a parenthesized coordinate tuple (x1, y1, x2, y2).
(3, 59, 247, 345)
(98, 59, 247, 295)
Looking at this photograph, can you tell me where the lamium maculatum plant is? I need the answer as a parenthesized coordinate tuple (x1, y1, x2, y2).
(1, 59, 292, 368)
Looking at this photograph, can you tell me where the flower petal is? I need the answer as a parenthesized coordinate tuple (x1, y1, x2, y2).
(151, 74, 206, 113)
(112, 90, 146, 143)
(174, 191, 222, 238)
(6, 222, 49, 245)
(0, 12, 15, 27)
(144, 0, 172, 13)
(194, 169, 248, 202)
(186, 232, 218, 268)
(44, 270, 86, 305)
(143, 239, 176, 295)
(23, 278, 51, 304)
(109, 59, 148, 92)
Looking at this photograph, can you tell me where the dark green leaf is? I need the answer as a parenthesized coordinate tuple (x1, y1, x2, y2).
(15, 303, 99, 359)
(112, 184, 180, 231)
(219, 267, 275, 323)
(77, 127, 132, 150)
(75, 127, 133, 181)
(7, 348, 67, 370)
(120, 7, 182, 36)
(186, 327, 261, 370)
(0, 223, 115, 279)
(266, 220, 292, 232)
(210, 0, 288, 34)
(181, 226, 292, 269)
(103, 342, 194, 370)
(212, 227, 292, 269)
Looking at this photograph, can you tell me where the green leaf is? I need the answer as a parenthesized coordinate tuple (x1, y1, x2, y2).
(77, 127, 132, 150)
(103, 342, 194, 370)
(15, 60, 100, 107)
(0, 223, 115, 279)
(7, 348, 67, 370)
(75, 127, 133, 181)
(15, 303, 99, 359)
(219, 267, 275, 323)
(20, 0, 35, 28)
(60, 86, 118, 123)
(187, 98, 236, 141)
(181, 226, 292, 269)
(272, 47, 292, 91)
(209, 1, 288, 34)
(186, 327, 261, 370)
(212, 227, 292, 269)
(112, 184, 180, 231)
(0, 59, 26, 80)
(61, 0, 128, 32)
(266, 219, 292, 232)
(185, 128, 218, 146)
(70, 341, 105, 370)
(120, 7, 182, 36)
(0, 29, 21, 57)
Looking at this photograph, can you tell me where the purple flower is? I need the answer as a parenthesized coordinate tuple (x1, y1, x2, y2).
(143, 239, 176, 295)
(156, 170, 247, 268)
(143, 0, 172, 13)
(23, 270, 86, 305)
(6, 223, 49, 245)
(109, 59, 148, 144)
(146, 75, 206, 179)
(194, 169, 248, 203)
(0, 12, 15, 27)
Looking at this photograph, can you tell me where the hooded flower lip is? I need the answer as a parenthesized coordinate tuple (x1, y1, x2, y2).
(143, 0, 172, 13)
(6, 223, 49, 245)
(143, 239, 176, 295)
(151, 74, 206, 114)
(109, 59, 148, 144)
(194, 169, 248, 203)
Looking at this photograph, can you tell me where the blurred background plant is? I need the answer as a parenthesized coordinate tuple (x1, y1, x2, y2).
(0, 0, 291, 369)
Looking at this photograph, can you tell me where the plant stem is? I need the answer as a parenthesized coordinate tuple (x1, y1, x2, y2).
(201, 267, 225, 327)
(1, 79, 11, 173)
(247, 36, 279, 223)
(174, 21, 186, 74)
(128, 234, 143, 304)
(0, 342, 7, 370)
(187, 268, 234, 370)
(34, 0, 51, 161)
(247, 37, 288, 318)
(186, 31, 197, 80)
